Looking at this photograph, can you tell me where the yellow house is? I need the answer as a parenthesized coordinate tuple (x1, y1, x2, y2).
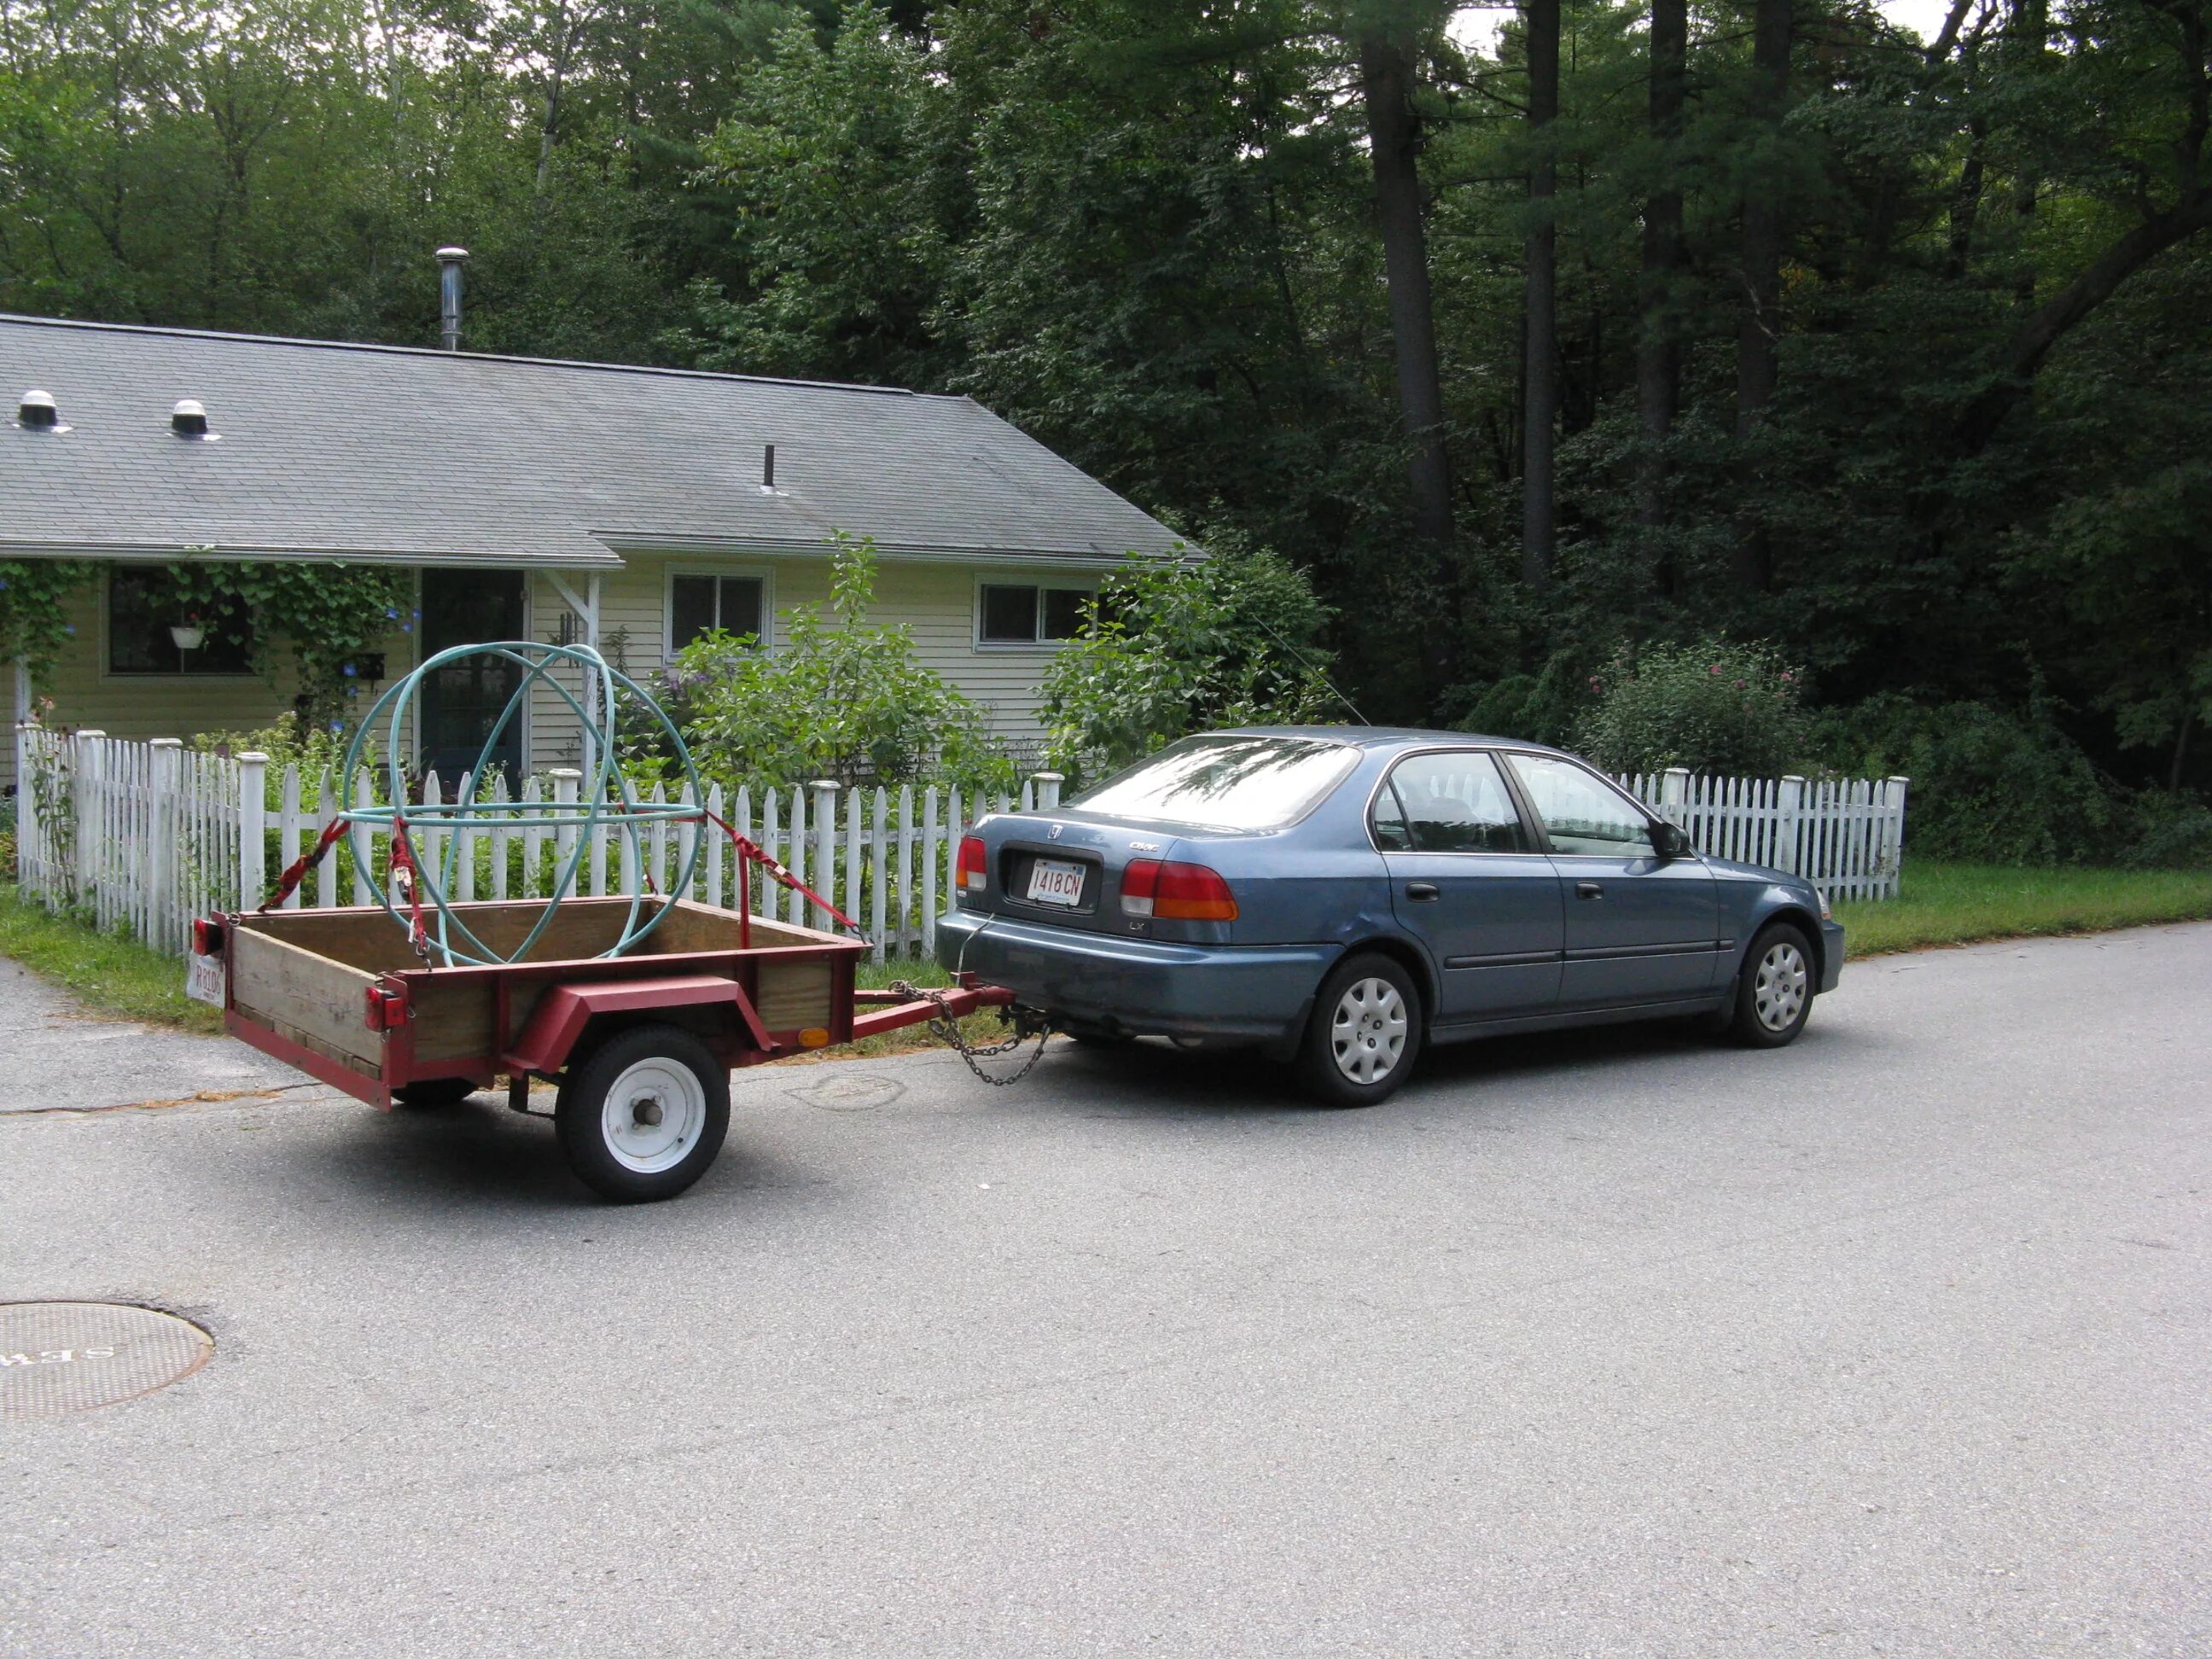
(1, 311, 1186, 789)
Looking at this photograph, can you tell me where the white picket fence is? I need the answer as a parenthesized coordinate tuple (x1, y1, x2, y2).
(11, 725, 1908, 960)
(1618, 767, 1908, 901)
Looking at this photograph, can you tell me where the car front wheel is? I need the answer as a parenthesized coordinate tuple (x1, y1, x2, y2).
(1728, 922, 1816, 1048)
(1297, 952, 1423, 1108)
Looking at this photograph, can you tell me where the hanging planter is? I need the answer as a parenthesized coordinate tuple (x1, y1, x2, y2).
(169, 623, 206, 651)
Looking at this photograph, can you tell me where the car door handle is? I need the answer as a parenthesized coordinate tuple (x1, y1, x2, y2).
(1404, 882, 1441, 901)
(1575, 881, 1604, 899)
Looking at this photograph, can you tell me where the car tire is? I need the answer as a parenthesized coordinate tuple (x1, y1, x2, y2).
(1297, 952, 1423, 1108)
(1728, 922, 1817, 1048)
(556, 1023, 731, 1203)
(391, 1077, 479, 1109)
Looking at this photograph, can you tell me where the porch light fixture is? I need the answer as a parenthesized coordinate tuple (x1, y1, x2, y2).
(16, 390, 67, 432)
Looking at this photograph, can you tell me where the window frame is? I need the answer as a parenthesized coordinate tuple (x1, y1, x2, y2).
(972, 574, 1097, 651)
(663, 564, 773, 659)
(1495, 748, 1670, 858)
(1365, 747, 1546, 857)
(101, 564, 259, 680)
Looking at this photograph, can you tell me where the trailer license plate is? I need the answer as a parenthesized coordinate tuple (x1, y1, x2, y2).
(184, 953, 226, 1009)
(1026, 858, 1086, 907)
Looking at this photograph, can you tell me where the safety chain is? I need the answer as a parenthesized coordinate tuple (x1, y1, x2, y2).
(888, 980, 1053, 1086)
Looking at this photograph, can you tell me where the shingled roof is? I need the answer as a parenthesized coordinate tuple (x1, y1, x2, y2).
(0, 314, 1188, 570)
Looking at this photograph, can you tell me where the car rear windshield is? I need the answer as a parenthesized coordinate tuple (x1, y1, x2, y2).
(1073, 736, 1359, 831)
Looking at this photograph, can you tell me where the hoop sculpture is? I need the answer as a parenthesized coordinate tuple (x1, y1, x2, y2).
(336, 642, 705, 968)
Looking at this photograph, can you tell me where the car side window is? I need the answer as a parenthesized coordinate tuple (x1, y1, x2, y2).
(1371, 783, 1414, 851)
(1380, 752, 1532, 853)
(1505, 754, 1654, 856)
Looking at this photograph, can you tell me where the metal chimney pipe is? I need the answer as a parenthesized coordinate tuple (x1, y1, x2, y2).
(435, 247, 469, 351)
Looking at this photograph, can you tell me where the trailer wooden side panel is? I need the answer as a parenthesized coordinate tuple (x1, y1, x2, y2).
(230, 926, 382, 1078)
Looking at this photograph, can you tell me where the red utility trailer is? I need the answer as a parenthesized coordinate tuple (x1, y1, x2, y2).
(192, 896, 1016, 1201)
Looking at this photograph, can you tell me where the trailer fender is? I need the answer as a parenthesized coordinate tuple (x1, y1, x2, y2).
(502, 975, 773, 1077)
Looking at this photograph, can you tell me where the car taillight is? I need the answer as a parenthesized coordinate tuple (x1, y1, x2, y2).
(1121, 859, 1237, 922)
(190, 917, 225, 956)
(956, 835, 988, 894)
(364, 985, 409, 1031)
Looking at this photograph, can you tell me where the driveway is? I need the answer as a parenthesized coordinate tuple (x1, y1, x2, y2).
(1, 924, 2207, 1656)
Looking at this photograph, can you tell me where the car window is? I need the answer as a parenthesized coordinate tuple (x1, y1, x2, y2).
(1505, 754, 1654, 856)
(1379, 751, 1531, 853)
(1074, 735, 1359, 831)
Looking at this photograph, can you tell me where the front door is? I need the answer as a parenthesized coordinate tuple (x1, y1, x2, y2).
(1375, 748, 1563, 1025)
(417, 570, 528, 786)
(1501, 753, 1721, 1009)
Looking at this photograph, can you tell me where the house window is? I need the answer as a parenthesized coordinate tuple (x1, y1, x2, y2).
(979, 584, 1091, 645)
(108, 568, 254, 675)
(669, 574, 765, 653)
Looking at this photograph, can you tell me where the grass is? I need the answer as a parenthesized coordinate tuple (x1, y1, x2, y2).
(6, 864, 2208, 1039)
(0, 888, 224, 1033)
(1832, 861, 2212, 956)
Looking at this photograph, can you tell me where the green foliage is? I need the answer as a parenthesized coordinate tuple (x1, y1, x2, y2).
(165, 557, 410, 730)
(1807, 694, 2114, 866)
(665, 534, 1013, 792)
(0, 562, 97, 682)
(1578, 641, 1810, 776)
(1039, 538, 1340, 780)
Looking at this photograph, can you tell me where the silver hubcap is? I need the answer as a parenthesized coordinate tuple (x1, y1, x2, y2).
(600, 1057, 707, 1173)
(1754, 940, 1808, 1032)
(1330, 976, 1408, 1086)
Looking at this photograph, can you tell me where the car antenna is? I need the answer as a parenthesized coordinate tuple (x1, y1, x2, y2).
(1251, 614, 1372, 725)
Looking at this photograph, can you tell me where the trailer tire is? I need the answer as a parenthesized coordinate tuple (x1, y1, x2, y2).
(556, 1023, 731, 1203)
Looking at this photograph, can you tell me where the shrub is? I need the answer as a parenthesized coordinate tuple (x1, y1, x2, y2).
(662, 533, 1014, 792)
(2118, 789, 2212, 869)
(1805, 693, 2114, 864)
(1039, 538, 1339, 781)
(1578, 640, 1810, 776)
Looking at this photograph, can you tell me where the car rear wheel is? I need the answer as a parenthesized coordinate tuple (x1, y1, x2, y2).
(1297, 952, 1423, 1108)
(556, 1023, 731, 1202)
(1727, 922, 1816, 1048)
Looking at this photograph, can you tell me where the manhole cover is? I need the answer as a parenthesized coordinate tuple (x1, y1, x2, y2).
(788, 1072, 905, 1112)
(0, 1302, 212, 1420)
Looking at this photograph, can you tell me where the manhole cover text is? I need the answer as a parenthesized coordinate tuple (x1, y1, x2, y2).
(0, 1303, 212, 1419)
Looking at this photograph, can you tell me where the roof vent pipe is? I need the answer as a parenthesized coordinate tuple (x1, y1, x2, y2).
(17, 389, 60, 430)
(762, 444, 776, 490)
(435, 246, 469, 352)
(171, 399, 210, 438)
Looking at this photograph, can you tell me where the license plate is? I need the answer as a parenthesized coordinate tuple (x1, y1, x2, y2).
(184, 952, 226, 1009)
(1024, 858, 1086, 908)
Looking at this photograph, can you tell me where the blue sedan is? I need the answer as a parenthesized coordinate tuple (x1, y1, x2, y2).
(937, 729, 1845, 1105)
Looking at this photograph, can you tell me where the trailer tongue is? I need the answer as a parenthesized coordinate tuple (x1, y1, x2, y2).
(196, 896, 1026, 1202)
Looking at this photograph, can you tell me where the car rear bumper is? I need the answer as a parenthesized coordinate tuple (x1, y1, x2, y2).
(1819, 920, 1846, 991)
(935, 910, 1336, 1045)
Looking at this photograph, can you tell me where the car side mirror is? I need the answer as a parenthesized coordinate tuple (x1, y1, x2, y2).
(1650, 820, 1692, 859)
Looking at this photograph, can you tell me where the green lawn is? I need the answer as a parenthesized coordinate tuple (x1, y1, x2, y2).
(1833, 862, 2212, 956)
(0, 889, 223, 1033)
(5, 864, 2209, 1039)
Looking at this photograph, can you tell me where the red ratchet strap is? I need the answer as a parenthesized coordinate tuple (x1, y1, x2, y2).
(701, 808, 864, 946)
(386, 818, 431, 959)
(258, 816, 349, 912)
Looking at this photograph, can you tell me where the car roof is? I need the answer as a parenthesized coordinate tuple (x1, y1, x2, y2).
(1204, 725, 1575, 757)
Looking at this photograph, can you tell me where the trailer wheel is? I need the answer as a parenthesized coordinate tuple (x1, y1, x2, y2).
(556, 1024, 731, 1203)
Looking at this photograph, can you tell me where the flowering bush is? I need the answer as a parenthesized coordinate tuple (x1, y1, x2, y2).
(1578, 640, 1810, 776)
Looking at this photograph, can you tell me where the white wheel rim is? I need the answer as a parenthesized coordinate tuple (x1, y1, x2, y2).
(1330, 976, 1409, 1086)
(600, 1057, 707, 1173)
(1754, 941, 1808, 1032)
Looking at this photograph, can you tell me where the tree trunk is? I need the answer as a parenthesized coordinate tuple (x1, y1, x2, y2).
(1731, 0, 1793, 592)
(1521, 0, 1560, 591)
(1636, 0, 1687, 589)
(1358, 31, 1455, 552)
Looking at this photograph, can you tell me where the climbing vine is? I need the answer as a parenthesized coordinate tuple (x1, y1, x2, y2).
(166, 555, 414, 729)
(0, 561, 99, 685)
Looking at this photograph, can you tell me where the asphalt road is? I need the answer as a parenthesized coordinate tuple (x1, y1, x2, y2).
(2, 924, 2208, 1657)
